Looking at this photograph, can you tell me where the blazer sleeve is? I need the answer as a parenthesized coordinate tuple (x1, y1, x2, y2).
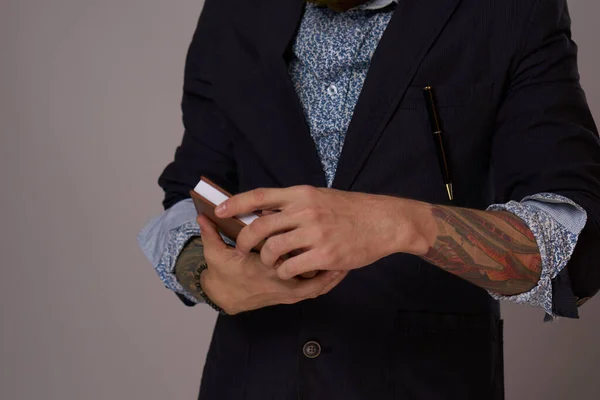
(491, 0, 600, 307)
(158, 0, 238, 210)
(156, 1, 237, 307)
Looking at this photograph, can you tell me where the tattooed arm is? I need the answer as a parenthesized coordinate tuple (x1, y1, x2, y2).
(217, 185, 589, 313)
(420, 205, 542, 296)
(175, 237, 208, 302)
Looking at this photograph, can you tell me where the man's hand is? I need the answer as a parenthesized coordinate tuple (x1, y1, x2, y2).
(197, 214, 348, 315)
(215, 185, 544, 297)
(215, 186, 432, 280)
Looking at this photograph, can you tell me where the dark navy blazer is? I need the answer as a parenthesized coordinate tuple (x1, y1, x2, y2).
(157, 0, 600, 398)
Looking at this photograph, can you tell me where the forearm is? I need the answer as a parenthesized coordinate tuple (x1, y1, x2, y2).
(401, 201, 542, 296)
(175, 237, 208, 302)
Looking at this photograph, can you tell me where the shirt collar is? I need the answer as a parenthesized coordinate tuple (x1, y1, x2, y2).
(358, 0, 398, 11)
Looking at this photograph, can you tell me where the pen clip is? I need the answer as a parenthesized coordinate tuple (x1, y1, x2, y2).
(423, 86, 442, 133)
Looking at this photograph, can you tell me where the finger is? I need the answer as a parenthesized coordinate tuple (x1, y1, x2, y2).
(237, 212, 291, 254)
(197, 215, 228, 252)
(237, 212, 300, 254)
(260, 229, 313, 268)
(291, 270, 343, 301)
(215, 186, 309, 218)
(277, 249, 334, 280)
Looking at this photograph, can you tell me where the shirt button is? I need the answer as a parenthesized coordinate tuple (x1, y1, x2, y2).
(326, 84, 338, 96)
(302, 340, 322, 359)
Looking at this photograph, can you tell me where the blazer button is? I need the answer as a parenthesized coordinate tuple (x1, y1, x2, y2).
(302, 341, 321, 359)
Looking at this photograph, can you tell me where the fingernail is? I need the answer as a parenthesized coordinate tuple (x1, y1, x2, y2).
(215, 202, 227, 216)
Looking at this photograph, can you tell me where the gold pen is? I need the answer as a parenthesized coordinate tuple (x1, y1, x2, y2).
(423, 86, 454, 201)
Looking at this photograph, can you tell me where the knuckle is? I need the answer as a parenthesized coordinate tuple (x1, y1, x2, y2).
(252, 189, 266, 203)
(297, 185, 316, 199)
(265, 236, 280, 254)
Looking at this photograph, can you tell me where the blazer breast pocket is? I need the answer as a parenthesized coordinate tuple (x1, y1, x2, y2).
(394, 84, 474, 148)
(394, 82, 495, 145)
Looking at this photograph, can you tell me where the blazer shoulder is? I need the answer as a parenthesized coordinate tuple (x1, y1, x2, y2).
(480, 0, 567, 23)
(469, 0, 569, 49)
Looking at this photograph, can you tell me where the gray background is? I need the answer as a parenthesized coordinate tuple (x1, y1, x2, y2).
(0, 0, 598, 398)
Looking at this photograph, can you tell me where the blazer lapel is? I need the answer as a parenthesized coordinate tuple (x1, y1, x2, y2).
(224, 0, 327, 189)
(332, 0, 462, 190)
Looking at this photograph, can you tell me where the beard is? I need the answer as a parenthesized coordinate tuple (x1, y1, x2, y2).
(306, 0, 372, 12)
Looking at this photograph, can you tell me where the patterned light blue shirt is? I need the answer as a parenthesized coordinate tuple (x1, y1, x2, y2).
(138, 0, 587, 319)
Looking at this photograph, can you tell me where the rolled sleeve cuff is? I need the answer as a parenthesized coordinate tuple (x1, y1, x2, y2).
(486, 193, 587, 320)
(137, 199, 202, 304)
(155, 221, 203, 304)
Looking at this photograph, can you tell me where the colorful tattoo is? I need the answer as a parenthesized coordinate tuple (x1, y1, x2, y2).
(423, 206, 542, 295)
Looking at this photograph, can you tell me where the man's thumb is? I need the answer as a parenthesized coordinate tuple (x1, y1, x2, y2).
(197, 215, 227, 250)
